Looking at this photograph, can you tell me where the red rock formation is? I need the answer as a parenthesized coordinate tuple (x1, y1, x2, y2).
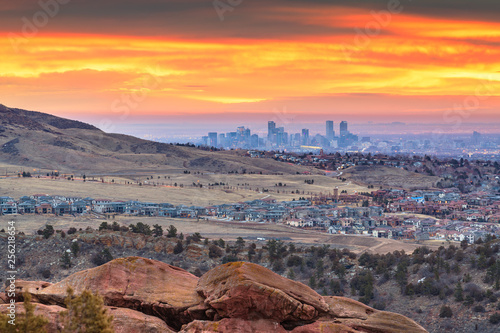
(0, 303, 66, 331)
(12, 258, 428, 333)
(197, 261, 329, 324)
(180, 318, 288, 333)
(0, 303, 175, 333)
(8, 280, 52, 302)
(320, 297, 427, 333)
(34, 257, 203, 329)
(108, 307, 175, 333)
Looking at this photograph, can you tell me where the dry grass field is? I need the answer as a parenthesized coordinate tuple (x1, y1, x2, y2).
(344, 165, 439, 190)
(0, 172, 370, 205)
(1, 214, 444, 254)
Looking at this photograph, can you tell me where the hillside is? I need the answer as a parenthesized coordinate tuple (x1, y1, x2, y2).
(343, 165, 439, 190)
(1, 226, 499, 332)
(0, 244, 427, 333)
(0, 104, 316, 175)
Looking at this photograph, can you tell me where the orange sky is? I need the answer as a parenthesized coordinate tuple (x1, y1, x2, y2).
(1, 0, 500, 128)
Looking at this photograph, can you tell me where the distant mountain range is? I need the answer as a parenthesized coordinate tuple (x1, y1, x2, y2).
(0, 104, 314, 174)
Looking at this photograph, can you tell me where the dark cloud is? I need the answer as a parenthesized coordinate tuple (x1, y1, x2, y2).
(1, 0, 499, 39)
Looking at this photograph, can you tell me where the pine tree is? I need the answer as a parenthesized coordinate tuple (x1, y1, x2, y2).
(61, 251, 72, 269)
(60, 288, 114, 333)
(71, 242, 80, 257)
(0, 292, 49, 332)
(166, 225, 177, 238)
(454, 282, 464, 302)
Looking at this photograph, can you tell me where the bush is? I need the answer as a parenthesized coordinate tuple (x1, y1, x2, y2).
(42, 225, 55, 239)
(473, 305, 485, 313)
(153, 224, 163, 237)
(208, 244, 223, 258)
(60, 288, 113, 333)
(130, 222, 152, 235)
(490, 313, 500, 324)
(287, 255, 303, 267)
(0, 292, 48, 332)
(60, 252, 72, 269)
(91, 248, 113, 266)
(38, 267, 52, 279)
(71, 242, 80, 257)
(166, 225, 178, 238)
(67, 227, 77, 235)
(173, 240, 184, 254)
(222, 255, 238, 264)
(439, 305, 453, 318)
(373, 301, 386, 310)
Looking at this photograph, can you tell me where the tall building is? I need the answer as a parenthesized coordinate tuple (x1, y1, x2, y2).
(276, 127, 285, 146)
(301, 129, 309, 145)
(268, 121, 276, 142)
(218, 133, 225, 147)
(339, 121, 348, 137)
(472, 131, 482, 145)
(251, 134, 259, 147)
(208, 132, 218, 147)
(326, 120, 334, 141)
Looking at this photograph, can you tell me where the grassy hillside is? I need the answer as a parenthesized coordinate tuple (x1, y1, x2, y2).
(0, 104, 318, 175)
(344, 165, 439, 190)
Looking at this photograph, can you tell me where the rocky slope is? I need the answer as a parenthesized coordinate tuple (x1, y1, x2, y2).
(1, 257, 427, 333)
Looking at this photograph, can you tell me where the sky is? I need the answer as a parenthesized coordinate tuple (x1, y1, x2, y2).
(1, 0, 500, 135)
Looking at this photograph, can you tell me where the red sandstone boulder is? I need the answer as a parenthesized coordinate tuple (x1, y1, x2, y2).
(108, 307, 175, 333)
(290, 322, 357, 333)
(0, 303, 66, 332)
(180, 318, 288, 333)
(0, 303, 175, 333)
(34, 257, 203, 329)
(320, 297, 427, 333)
(7, 257, 428, 333)
(9, 280, 52, 302)
(196, 262, 329, 322)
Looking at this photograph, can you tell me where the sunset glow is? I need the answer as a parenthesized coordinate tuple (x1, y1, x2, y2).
(1, 0, 499, 126)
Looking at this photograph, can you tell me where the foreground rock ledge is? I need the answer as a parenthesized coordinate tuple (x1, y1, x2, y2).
(5, 257, 428, 333)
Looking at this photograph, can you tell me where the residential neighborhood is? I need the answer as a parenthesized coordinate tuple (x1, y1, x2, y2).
(1, 184, 499, 244)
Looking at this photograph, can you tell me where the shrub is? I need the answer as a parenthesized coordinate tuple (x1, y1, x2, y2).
(373, 301, 386, 310)
(60, 288, 113, 333)
(71, 242, 80, 257)
(130, 222, 152, 235)
(173, 240, 184, 254)
(60, 251, 72, 269)
(166, 225, 178, 238)
(153, 224, 163, 237)
(222, 255, 238, 264)
(473, 305, 485, 313)
(208, 244, 223, 258)
(0, 292, 48, 332)
(112, 222, 120, 231)
(38, 267, 52, 279)
(439, 306, 453, 318)
(490, 313, 500, 324)
(42, 225, 55, 239)
(91, 248, 113, 266)
(67, 227, 77, 235)
(287, 255, 303, 267)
